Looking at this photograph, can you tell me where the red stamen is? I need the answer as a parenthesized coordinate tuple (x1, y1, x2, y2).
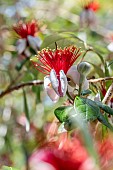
(13, 20, 39, 39)
(82, 0, 100, 12)
(31, 46, 81, 76)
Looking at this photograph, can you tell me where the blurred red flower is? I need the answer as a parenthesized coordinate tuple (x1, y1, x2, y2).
(29, 133, 97, 170)
(84, 1, 100, 12)
(13, 20, 41, 55)
(80, 0, 100, 27)
(13, 20, 38, 39)
(99, 137, 113, 170)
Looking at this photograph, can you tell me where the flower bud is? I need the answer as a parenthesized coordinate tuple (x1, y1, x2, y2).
(77, 62, 90, 76)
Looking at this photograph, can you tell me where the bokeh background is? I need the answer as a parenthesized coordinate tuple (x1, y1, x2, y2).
(0, 0, 113, 169)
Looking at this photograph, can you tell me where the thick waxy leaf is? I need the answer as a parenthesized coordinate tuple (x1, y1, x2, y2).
(74, 96, 113, 131)
(41, 32, 85, 50)
(95, 101, 113, 115)
(74, 96, 98, 121)
(88, 62, 104, 77)
(81, 89, 92, 96)
(64, 109, 98, 161)
(54, 106, 73, 123)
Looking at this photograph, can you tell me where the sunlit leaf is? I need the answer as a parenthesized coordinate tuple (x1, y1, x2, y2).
(41, 32, 85, 50)
(54, 106, 73, 123)
(74, 96, 113, 131)
(64, 108, 98, 161)
(95, 101, 113, 115)
(88, 62, 104, 77)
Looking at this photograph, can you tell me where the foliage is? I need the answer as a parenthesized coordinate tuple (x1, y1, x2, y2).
(0, 0, 113, 170)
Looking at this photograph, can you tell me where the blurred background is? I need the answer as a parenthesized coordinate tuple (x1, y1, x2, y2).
(0, 0, 113, 169)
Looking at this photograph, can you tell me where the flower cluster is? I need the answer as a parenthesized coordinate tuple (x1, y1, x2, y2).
(80, 0, 100, 27)
(31, 46, 89, 102)
(13, 20, 42, 56)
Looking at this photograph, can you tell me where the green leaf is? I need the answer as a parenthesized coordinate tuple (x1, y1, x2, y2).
(22, 71, 34, 82)
(88, 62, 104, 77)
(32, 85, 42, 103)
(108, 60, 113, 67)
(64, 109, 99, 161)
(15, 58, 29, 71)
(74, 96, 98, 121)
(81, 89, 92, 96)
(74, 96, 113, 131)
(93, 50, 105, 65)
(97, 113, 113, 131)
(41, 32, 85, 50)
(23, 89, 30, 131)
(105, 61, 109, 77)
(95, 101, 113, 115)
(54, 106, 73, 123)
(2, 166, 19, 170)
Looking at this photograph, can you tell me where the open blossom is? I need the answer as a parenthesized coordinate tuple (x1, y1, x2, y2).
(80, 0, 100, 27)
(31, 46, 89, 102)
(13, 20, 42, 55)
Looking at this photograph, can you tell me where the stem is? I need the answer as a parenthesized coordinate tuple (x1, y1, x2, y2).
(0, 80, 43, 98)
(55, 42, 58, 50)
(78, 74, 85, 96)
(89, 77, 113, 83)
(80, 49, 92, 62)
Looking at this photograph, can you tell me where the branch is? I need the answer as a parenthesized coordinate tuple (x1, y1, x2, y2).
(0, 80, 44, 98)
(0, 77, 113, 98)
(89, 77, 113, 83)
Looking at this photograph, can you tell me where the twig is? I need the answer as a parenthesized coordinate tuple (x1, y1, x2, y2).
(0, 80, 43, 98)
(0, 77, 113, 98)
(89, 77, 113, 83)
(102, 82, 113, 104)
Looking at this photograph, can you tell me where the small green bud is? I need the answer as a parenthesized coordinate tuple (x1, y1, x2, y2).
(77, 62, 90, 75)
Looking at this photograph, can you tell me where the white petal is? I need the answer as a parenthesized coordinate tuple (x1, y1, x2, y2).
(60, 70, 67, 96)
(82, 78, 89, 90)
(107, 42, 113, 52)
(44, 76, 59, 103)
(67, 65, 89, 90)
(34, 37, 42, 47)
(27, 35, 40, 51)
(67, 85, 75, 99)
(94, 93, 101, 102)
(67, 65, 80, 86)
(16, 39, 26, 54)
(50, 69, 59, 95)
